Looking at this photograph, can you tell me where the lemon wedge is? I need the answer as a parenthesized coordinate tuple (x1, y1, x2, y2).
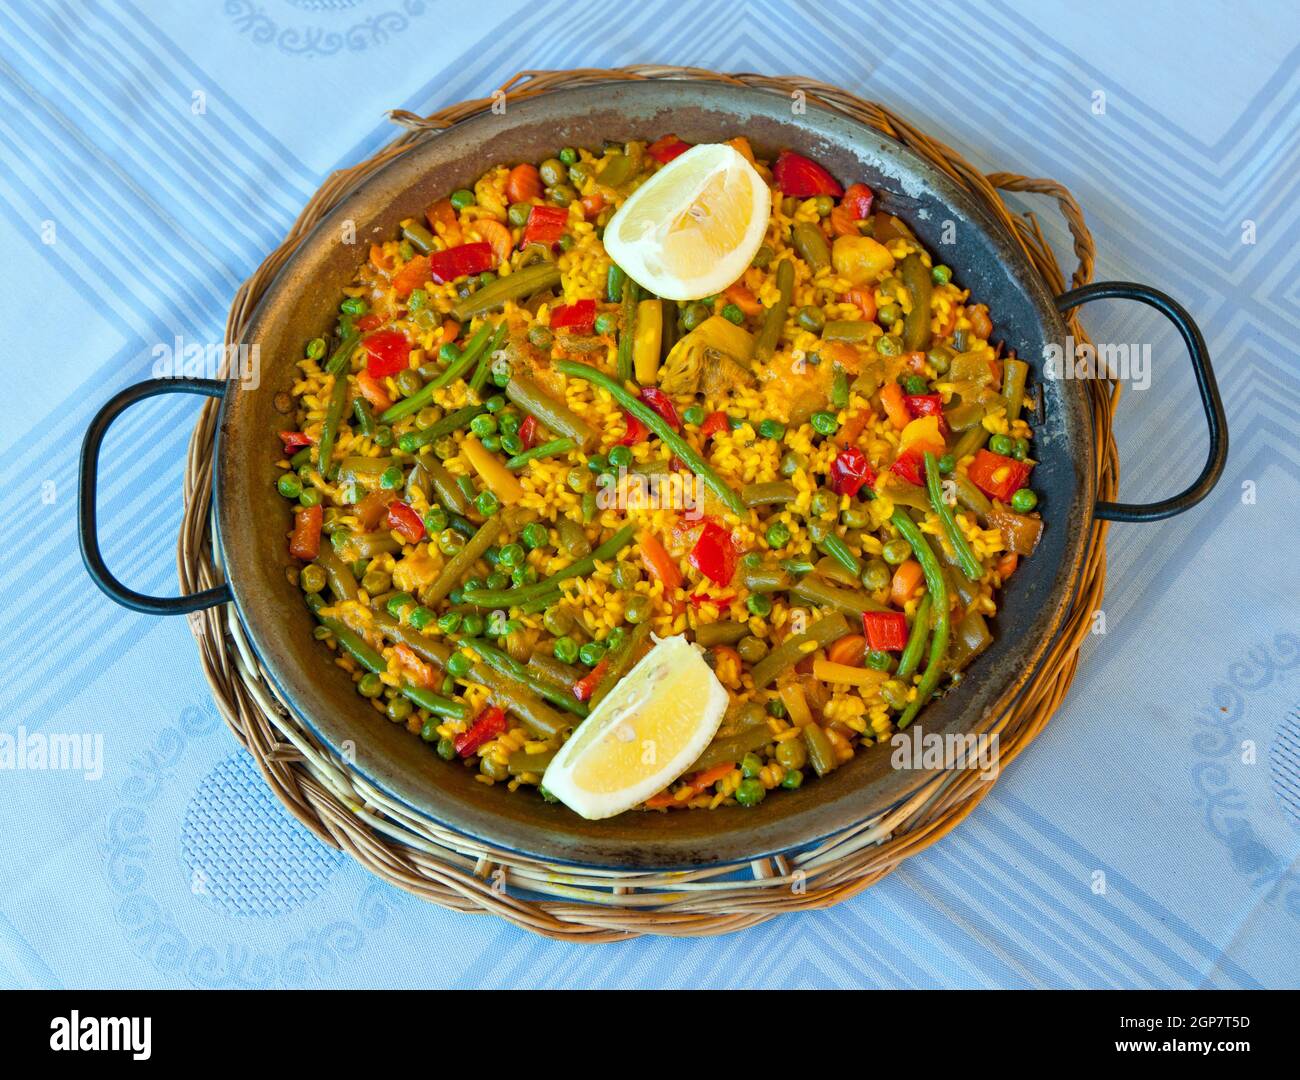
(603, 143, 771, 301)
(542, 635, 729, 819)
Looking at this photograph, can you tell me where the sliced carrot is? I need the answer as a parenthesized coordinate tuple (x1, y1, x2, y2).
(393, 643, 436, 689)
(880, 381, 910, 430)
(890, 559, 925, 607)
(637, 530, 682, 590)
(829, 203, 859, 238)
(438, 319, 460, 346)
(369, 243, 392, 272)
(391, 254, 430, 299)
(579, 192, 606, 220)
(826, 633, 866, 667)
(645, 762, 735, 809)
(833, 407, 872, 448)
(505, 163, 542, 204)
(425, 198, 462, 246)
(727, 136, 755, 164)
(996, 552, 1019, 578)
(356, 370, 394, 412)
(845, 287, 876, 321)
(475, 219, 513, 266)
(724, 283, 762, 317)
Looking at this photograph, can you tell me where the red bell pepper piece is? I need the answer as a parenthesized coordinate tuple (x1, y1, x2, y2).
(773, 150, 844, 198)
(355, 312, 384, 332)
(967, 449, 1032, 503)
(520, 204, 568, 248)
(455, 705, 506, 757)
(829, 445, 876, 497)
(573, 659, 609, 704)
(426, 241, 494, 284)
(863, 610, 909, 652)
(647, 134, 692, 163)
(699, 410, 730, 438)
(386, 500, 426, 544)
(889, 448, 928, 487)
(688, 522, 739, 586)
(518, 414, 538, 450)
(617, 411, 649, 446)
(904, 393, 949, 435)
(288, 504, 322, 560)
(688, 592, 734, 608)
(638, 387, 681, 430)
(390, 253, 430, 299)
(278, 430, 313, 452)
(362, 330, 411, 378)
(842, 182, 875, 219)
(550, 299, 597, 335)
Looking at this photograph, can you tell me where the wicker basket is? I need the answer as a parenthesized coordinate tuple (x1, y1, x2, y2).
(177, 66, 1118, 941)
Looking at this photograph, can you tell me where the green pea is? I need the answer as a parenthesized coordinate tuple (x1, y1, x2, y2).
(553, 636, 579, 664)
(521, 522, 549, 550)
(408, 606, 436, 631)
(547, 184, 576, 207)
(422, 508, 448, 535)
(989, 434, 1014, 456)
(624, 594, 652, 624)
(395, 369, 423, 397)
(431, 435, 454, 459)
(809, 489, 836, 517)
(741, 752, 763, 778)
(683, 405, 706, 426)
(721, 303, 744, 325)
(594, 312, 617, 335)
(305, 337, 326, 360)
(608, 444, 633, 468)
(796, 305, 825, 334)
(474, 490, 500, 517)
(436, 735, 456, 759)
(436, 612, 462, 634)
(813, 194, 834, 217)
(497, 410, 520, 435)
(379, 465, 403, 490)
(862, 558, 891, 590)
(611, 562, 641, 589)
(734, 777, 766, 807)
(775, 738, 806, 770)
(479, 434, 500, 453)
(781, 769, 804, 790)
(840, 505, 869, 529)
(567, 162, 589, 187)
(682, 302, 710, 331)
(751, 245, 774, 269)
(507, 202, 531, 228)
(386, 696, 413, 723)
(779, 451, 807, 479)
(927, 345, 954, 374)
(461, 613, 485, 636)
(586, 454, 608, 473)
(881, 679, 910, 711)
(299, 487, 321, 509)
(496, 543, 523, 569)
(1011, 488, 1038, 512)
(469, 414, 498, 439)
(876, 334, 900, 357)
(361, 569, 391, 595)
(386, 592, 415, 618)
(578, 641, 606, 667)
(486, 570, 509, 590)
(543, 607, 573, 637)
(438, 529, 465, 556)
(931, 264, 952, 285)
(558, 147, 578, 166)
(449, 188, 476, 211)
(903, 375, 928, 395)
(299, 564, 326, 594)
(766, 698, 787, 719)
(765, 521, 791, 549)
(746, 593, 773, 617)
(340, 296, 367, 316)
(277, 472, 302, 499)
(882, 538, 912, 565)
(877, 302, 901, 326)
(866, 649, 893, 671)
(445, 651, 472, 678)
(810, 411, 838, 436)
(567, 467, 591, 493)
(539, 158, 567, 186)
(438, 342, 462, 366)
(478, 271, 497, 289)
(737, 636, 769, 664)
(357, 672, 384, 698)
(757, 418, 786, 440)
(1013, 437, 1030, 461)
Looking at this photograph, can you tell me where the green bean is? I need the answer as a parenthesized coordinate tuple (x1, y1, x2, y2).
(589, 622, 652, 708)
(754, 258, 795, 361)
(616, 277, 639, 383)
(952, 474, 994, 524)
(899, 253, 933, 352)
(606, 263, 626, 303)
(315, 546, 359, 602)
(750, 612, 851, 689)
(426, 517, 503, 605)
(925, 451, 982, 581)
(336, 455, 397, 481)
(505, 437, 577, 471)
(789, 578, 887, 618)
(556, 518, 592, 558)
(424, 457, 472, 516)
(402, 219, 436, 253)
(507, 749, 557, 776)
(831, 370, 850, 410)
(816, 533, 862, 578)
(895, 593, 931, 682)
(316, 330, 361, 479)
(462, 523, 637, 609)
(400, 403, 486, 452)
(690, 725, 776, 773)
(371, 611, 568, 737)
(890, 509, 950, 729)
(1002, 357, 1029, 421)
(951, 423, 989, 462)
(315, 611, 468, 720)
(814, 556, 859, 587)
(791, 222, 830, 272)
(451, 263, 562, 322)
(740, 480, 797, 507)
(352, 398, 378, 438)
(555, 361, 746, 517)
(463, 638, 588, 717)
(740, 562, 792, 594)
(379, 324, 492, 424)
(347, 532, 402, 559)
(505, 374, 596, 451)
(692, 620, 751, 647)
(468, 324, 502, 394)
(802, 724, 837, 777)
(528, 652, 585, 689)
(821, 320, 872, 343)
(944, 401, 985, 433)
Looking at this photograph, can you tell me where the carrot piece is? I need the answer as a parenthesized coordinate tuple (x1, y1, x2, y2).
(996, 552, 1019, 578)
(356, 370, 394, 412)
(505, 163, 542, 204)
(880, 381, 910, 430)
(476, 219, 513, 266)
(845, 287, 876, 321)
(833, 407, 872, 448)
(829, 203, 859, 237)
(826, 633, 866, 667)
(637, 530, 682, 590)
(439, 319, 460, 346)
(645, 762, 735, 808)
(724, 283, 762, 317)
(369, 243, 391, 272)
(393, 643, 436, 689)
(391, 253, 430, 299)
(425, 198, 462, 246)
(890, 559, 925, 607)
(726, 136, 756, 164)
(579, 192, 606, 220)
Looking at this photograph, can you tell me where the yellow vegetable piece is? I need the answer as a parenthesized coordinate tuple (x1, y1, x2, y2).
(462, 435, 524, 505)
(899, 414, 945, 455)
(633, 298, 663, 385)
(811, 658, 890, 689)
(778, 681, 813, 727)
(832, 235, 895, 286)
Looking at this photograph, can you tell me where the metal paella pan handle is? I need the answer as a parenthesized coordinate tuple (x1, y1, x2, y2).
(1055, 281, 1228, 523)
(79, 378, 232, 615)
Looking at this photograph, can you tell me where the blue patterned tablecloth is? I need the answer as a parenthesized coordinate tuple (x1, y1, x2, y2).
(1, 0, 1297, 989)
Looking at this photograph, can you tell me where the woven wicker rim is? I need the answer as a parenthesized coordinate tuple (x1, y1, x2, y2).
(178, 66, 1118, 941)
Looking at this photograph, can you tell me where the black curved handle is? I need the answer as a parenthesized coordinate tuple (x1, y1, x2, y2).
(79, 378, 231, 615)
(1055, 281, 1227, 522)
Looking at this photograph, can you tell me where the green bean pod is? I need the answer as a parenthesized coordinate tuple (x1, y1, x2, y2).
(505, 437, 577, 471)
(425, 458, 472, 516)
(895, 593, 932, 682)
(753, 258, 795, 361)
(889, 509, 950, 729)
(588, 622, 652, 708)
(750, 612, 851, 689)
(789, 578, 887, 618)
(426, 517, 503, 605)
(451, 263, 562, 322)
(692, 620, 751, 647)
(399, 403, 487, 453)
(821, 319, 873, 343)
(462, 524, 638, 609)
(802, 724, 838, 777)
(616, 278, 639, 383)
(925, 451, 982, 581)
(381, 322, 494, 423)
(791, 223, 831, 272)
(690, 725, 776, 773)
(740, 561, 792, 594)
(1002, 357, 1029, 421)
(505, 374, 597, 451)
(740, 480, 797, 507)
(899, 252, 933, 352)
